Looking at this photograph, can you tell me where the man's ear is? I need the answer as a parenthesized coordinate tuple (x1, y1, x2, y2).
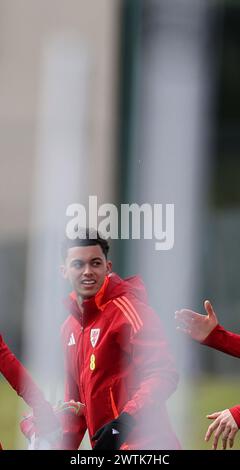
(60, 264, 68, 279)
(106, 260, 112, 274)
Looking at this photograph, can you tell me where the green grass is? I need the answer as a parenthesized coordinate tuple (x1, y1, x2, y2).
(190, 375, 240, 449)
(0, 378, 28, 450)
(169, 374, 240, 450)
(1, 374, 240, 450)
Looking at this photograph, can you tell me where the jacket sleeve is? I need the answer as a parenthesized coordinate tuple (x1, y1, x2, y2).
(202, 324, 240, 358)
(115, 300, 179, 420)
(229, 405, 240, 428)
(61, 336, 87, 449)
(0, 335, 58, 432)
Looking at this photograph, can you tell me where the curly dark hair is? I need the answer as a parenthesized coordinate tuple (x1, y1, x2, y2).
(62, 227, 110, 260)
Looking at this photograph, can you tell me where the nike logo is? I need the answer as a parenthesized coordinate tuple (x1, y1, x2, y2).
(112, 428, 119, 435)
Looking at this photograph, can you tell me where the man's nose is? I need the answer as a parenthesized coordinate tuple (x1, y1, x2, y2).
(82, 264, 92, 275)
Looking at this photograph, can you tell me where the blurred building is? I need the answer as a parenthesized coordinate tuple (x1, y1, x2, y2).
(0, 0, 120, 351)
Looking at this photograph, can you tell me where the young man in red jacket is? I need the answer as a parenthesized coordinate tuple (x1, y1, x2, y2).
(175, 300, 240, 450)
(0, 334, 59, 449)
(60, 228, 180, 450)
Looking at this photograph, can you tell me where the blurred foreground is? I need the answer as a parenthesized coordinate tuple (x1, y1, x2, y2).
(1, 374, 240, 450)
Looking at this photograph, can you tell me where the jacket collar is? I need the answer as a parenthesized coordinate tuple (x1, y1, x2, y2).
(64, 272, 147, 326)
(65, 275, 111, 326)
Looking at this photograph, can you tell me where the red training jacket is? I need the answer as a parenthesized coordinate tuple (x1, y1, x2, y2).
(61, 273, 180, 450)
(203, 324, 240, 427)
(0, 334, 58, 447)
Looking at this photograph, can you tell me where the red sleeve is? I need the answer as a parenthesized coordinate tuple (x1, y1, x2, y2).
(0, 335, 58, 433)
(117, 300, 179, 420)
(229, 405, 240, 428)
(61, 333, 87, 449)
(0, 334, 46, 406)
(202, 324, 240, 358)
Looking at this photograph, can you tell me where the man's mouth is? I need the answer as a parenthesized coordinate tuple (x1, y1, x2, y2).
(81, 280, 96, 285)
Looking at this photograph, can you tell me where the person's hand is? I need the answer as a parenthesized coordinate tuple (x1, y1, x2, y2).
(55, 399, 84, 417)
(92, 412, 135, 450)
(175, 300, 218, 343)
(20, 414, 62, 450)
(20, 400, 85, 449)
(205, 409, 239, 449)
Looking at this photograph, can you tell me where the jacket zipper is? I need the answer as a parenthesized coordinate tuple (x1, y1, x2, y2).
(79, 326, 86, 402)
(79, 323, 89, 432)
(81, 308, 95, 439)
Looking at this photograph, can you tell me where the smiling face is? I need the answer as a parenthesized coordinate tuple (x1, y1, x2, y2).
(61, 244, 112, 300)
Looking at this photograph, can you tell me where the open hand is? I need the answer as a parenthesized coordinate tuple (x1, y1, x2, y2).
(205, 409, 238, 450)
(175, 300, 218, 343)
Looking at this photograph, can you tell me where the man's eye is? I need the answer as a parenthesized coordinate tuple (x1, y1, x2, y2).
(73, 262, 83, 269)
(92, 262, 101, 267)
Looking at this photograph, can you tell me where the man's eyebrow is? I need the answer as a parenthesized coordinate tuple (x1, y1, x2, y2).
(70, 257, 103, 263)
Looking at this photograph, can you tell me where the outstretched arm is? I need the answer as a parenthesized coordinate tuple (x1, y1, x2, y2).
(175, 300, 218, 343)
(205, 408, 239, 450)
(0, 335, 59, 436)
(175, 301, 240, 357)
